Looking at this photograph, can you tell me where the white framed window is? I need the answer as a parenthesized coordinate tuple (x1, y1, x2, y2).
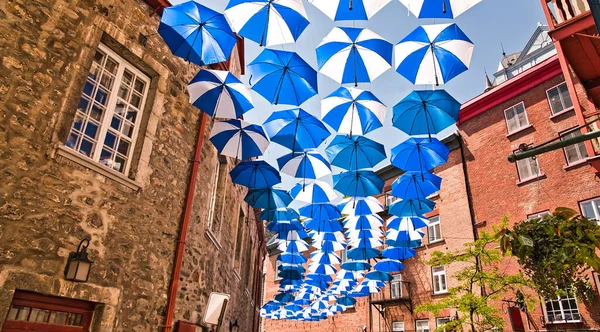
(391, 274, 403, 299)
(528, 210, 550, 220)
(65, 44, 150, 174)
(432, 266, 448, 294)
(416, 319, 430, 332)
(580, 197, 600, 221)
(547, 82, 573, 115)
(386, 190, 398, 206)
(392, 321, 405, 332)
(340, 249, 348, 264)
(428, 215, 442, 243)
(515, 149, 541, 182)
(206, 158, 221, 232)
(436, 317, 451, 330)
(504, 102, 529, 134)
(561, 129, 589, 165)
(274, 260, 283, 281)
(544, 294, 581, 323)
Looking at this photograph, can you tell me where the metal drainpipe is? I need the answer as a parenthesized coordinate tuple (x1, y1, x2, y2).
(163, 113, 209, 332)
(252, 234, 265, 332)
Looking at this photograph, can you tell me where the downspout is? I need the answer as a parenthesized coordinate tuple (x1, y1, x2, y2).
(162, 113, 209, 332)
(252, 228, 265, 331)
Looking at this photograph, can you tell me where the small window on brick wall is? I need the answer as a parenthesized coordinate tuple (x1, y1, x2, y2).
(515, 147, 541, 182)
(547, 82, 573, 115)
(504, 102, 529, 134)
(561, 128, 588, 166)
(65, 43, 150, 174)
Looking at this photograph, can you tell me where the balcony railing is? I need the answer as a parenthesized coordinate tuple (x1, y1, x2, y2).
(545, 0, 590, 27)
(370, 281, 411, 304)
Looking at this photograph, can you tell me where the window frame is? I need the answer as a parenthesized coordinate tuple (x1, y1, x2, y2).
(579, 197, 600, 222)
(428, 215, 443, 243)
(527, 210, 550, 220)
(65, 43, 150, 175)
(436, 317, 451, 330)
(416, 319, 431, 332)
(206, 157, 222, 233)
(503, 102, 530, 134)
(385, 190, 398, 207)
(390, 274, 403, 299)
(514, 146, 541, 182)
(546, 82, 574, 116)
(274, 260, 283, 281)
(432, 265, 448, 294)
(392, 321, 405, 332)
(543, 293, 581, 324)
(560, 128, 589, 166)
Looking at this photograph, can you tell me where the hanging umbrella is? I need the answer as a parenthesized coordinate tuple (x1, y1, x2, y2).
(188, 69, 254, 120)
(340, 260, 371, 271)
(389, 198, 436, 217)
(356, 280, 383, 293)
(310, 231, 346, 243)
(326, 135, 386, 171)
(310, 300, 329, 311)
(230, 160, 281, 189)
(209, 119, 269, 160)
(304, 219, 343, 233)
(382, 246, 417, 260)
(159, 2, 237, 66)
(346, 229, 384, 240)
(278, 253, 308, 265)
(309, 0, 391, 20)
(310, 251, 342, 265)
(307, 273, 334, 284)
(260, 208, 300, 222)
(365, 270, 392, 282)
(373, 259, 405, 273)
(328, 304, 346, 313)
(338, 196, 384, 216)
(336, 296, 357, 306)
(399, 0, 483, 19)
(284, 304, 304, 312)
(244, 188, 293, 209)
(278, 240, 310, 253)
(395, 23, 474, 85)
(386, 230, 424, 248)
(387, 215, 429, 230)
(390, 138, 450, 172)
(264, 108, 331, 152)
(299, 203, 342, 220)
(333, 170, 384, 197)
(274, 292, 296, 303)
(344, 214, 384, 230)
(290, 180, 338, 205)
(348, 237, 382, 249)
(308, 264, 337, 275)
(248, 49, 318, 106)
(316, 27, 393, 86)
(346, 247, 380, 260)
(266, 219, 304, 232)
(321, 86, 386, 136)
(224, 0, 309, 47)
(336, 269, 364, 281)
(278, 150, 331, 179)
(392, 90, 460, 137)
(391, 171, 442, 200)
(313, 239, 346, 252)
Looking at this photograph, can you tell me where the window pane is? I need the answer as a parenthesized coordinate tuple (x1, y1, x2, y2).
(29, 308, 50, 323)
(90, 103, 104, 121)
(506, 108, 517, 132)
(84, 122, 99, 140)
(77, 97, 90, 114)
(83, 80, 95, 96)
(581, 201, 597, 220)
(548, 87, 563, 114)
(79, 139, 94, 157)
(6, 306, 19, 321)
(16, 306, 31, 321)
(515, 104, 528, 127)
(559, 83, 573, 109)
(104, 131, 117, 149)
(134, 78, 145, 93)
(122, 70, 133, 85)
(50, 311, 68, 325)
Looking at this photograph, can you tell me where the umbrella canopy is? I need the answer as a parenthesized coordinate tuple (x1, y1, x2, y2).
(290, 180, 338, 205)
(391, 171, 442, 200)
(340, 260, 371, 271)
(317, 27, 393, 86)
(387, 215, 429, 230)
(244, 188, 293, 209)
(373, 259, 405, 273)
(310, 230, 346, 242)
(399, 0, 483, 19)
(224, 0, 309, 47)
(336, 296, 357, 306)
(328, 304, 346, 313)
(274, 292, 295, 303)
(382, 246, 417, 260)
(344, 214, 384, 230)
(264, 108, 331, 152)
(313, 239, 346, 252)
(321, 86, 386, 136)
(310, 300, 329, 311)
(392, 90, 460, 137)
(248, 49, 318, 106)
(278, 240, 310, 253)
(266, 219, 304, 232)
(159, 2, 237, 66)
(188, 69, 253, 119)
(308, 263, 337, 275)
(310, 251, 342, 265)
(338, 196, 384, 216)
(347, 247, 380, 260)
(389, 198, 436, 217)
(278, 253, 308, 264)
(326, 135, 386, 171)
(304, 219, 344, 233)
(356, 280, 383, 293)
(230, 160, 281, 189)
(299, 203, 342, 220)
(365, 270, 392, 282)
(278, 150, 331, 179)
(346, 229, 384, 240)
(260, 208, 301, 222)
(395, 23, 474, 85)
(209, 119, 269, 160)
(333, 170, 384, 197)
(309, 0, 391, 20)
(348, 237, 382, 249)
(391, 137, 450, 172)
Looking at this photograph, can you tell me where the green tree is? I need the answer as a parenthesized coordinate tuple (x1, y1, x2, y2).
(415, 230, 530, 332)
(497, 207, 600, 301)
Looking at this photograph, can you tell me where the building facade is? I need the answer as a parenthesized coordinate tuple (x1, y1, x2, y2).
(0, 1, 265, 331)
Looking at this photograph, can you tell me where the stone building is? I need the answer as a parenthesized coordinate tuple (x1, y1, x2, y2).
(0, 0, 265, 331)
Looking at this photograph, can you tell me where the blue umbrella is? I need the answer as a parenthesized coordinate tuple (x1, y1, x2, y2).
(344, 215, 384, 230)
(264, 109, 331, 152)
(310, 0, 391, 21)
(326, 135, 386, 171)
(399, 0, 483, 19)
(392, 90, 460, 137)
(209, 119, 269, 160)
(317, 27, 393, 86)
(278, 253, 308, 264)
(333, 171, 384, 197)
(314, 240, 346, 252)
(347, 247, 380, 260)
(230, 160, 281, 189)
(373, 259, 405, 273)
(338, 197, 384, 216)
(336, 296, 357, 306)
(273, 227, 309, 240)
(299, 203, 342, 220)
(310, 251, 342, 265)
(244, 188, 293, 209)
(290, 180, 338, 205)
(159, 2, 237, 66)
(392, 171, 442, 200)
(284, 304, 303, 312)
(308, 264, 337, 275)
(277, 150, 331, 179)
(260, 208, 300, 222)
(274, 292, 295, 303)
(266, 220, 304, 232)
(382, 247, 417, 260)
(389, 198, 436, 217)
(341, 260, 371, 271)
(225, 0, 309, 47)
(248, 49, 318, 105)
(391, 138, 450, 172)
(365, 270, 391, 282)
(394, 24, 474, 85)
(188, 69, 254, 119)
(321, 86, 387, 136)
(304, 219, 343, 233)
(387, 215, 429, 230)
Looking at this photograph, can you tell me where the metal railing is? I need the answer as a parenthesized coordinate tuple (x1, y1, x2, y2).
(370, 281, 411, 303)
(545, 0, 590, 26)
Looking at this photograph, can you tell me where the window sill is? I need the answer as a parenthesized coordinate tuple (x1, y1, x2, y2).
(550, 107, 575, 119)
(428, 239, 445, 245)
(432, 291, 449, 296)
(506, 124, 534, 138)
(564, 159, 589, 171)
(516, 173, 546, 186)
(544, 320, 582, 325)
(56, 145, 142, 191)
(205, 230, 222, 251)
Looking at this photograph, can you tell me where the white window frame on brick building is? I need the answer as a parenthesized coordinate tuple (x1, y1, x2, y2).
(385, 190, 398, 207)
(514, 146, 541, 182)
(274, 260, 283, 281)
(390, 274, 403, 299)
(416, 319, 430, 332)
(206, 157, 222, 234)
(392, 321, 405, 332)
(436, 317, 451, 331)
(560, 128, 589, 166)
(504, 102, 530, 134)
(546, 82, 574, 116)
(432, 266, 448, 294)
(580, 197, 600, 221)
(340, 249, 348, 263)
(428, 215, 442, 243)
(65, 43, 150, 175)
(543, 293, 581, 324)
(527, 210, 550, 220)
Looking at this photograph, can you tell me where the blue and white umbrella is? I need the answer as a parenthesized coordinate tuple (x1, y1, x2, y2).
(346, 229, 384, 240)
(308, 263, 337, 275)
(356, 280, 384, 293)
(365, 270, 392, 282)
(277, 150, 331, 179)
(389, 198, 436, 217)
(395, 23, 474, 85)
(267, 219, 304, 232)
(264, 108, 331, 152)
(336, 296, 357, 306)
(290, 180, 338, 205)
(317, 27, 393, 86)
(304, 219, 343, 233)
(382, 246, 417, 260)
(310, 251, 342, 265)
(338, 196, 384, 216)
(392, 171, 442, 200)
(321, 86, 386, 136)
(300, 203, 342, 220)
(248, 49, 318, 105)
(392, 90, 460, 137)
(224, 0, 309, 47)
(309, 0, 391, 21)
(326, 135, 386, 171)
(399, 0, 483, 19)
(188, 69, 253, 119)
(310, 231, 346, 243)
(244, 188, 293, 209)
(344, 214, 384, 230)
(374, 259, 405, 273)
(348, 237, 382, 249)
(328, 304, 346, 313)
(260, 208, 300, 222)
(279, 253, 308, 264)
(333, 170, 384, 197)
(209, 119, 269, 160)
(230, 160, 281, 189)
(159, 2, 237, 66)
(387, 215, 429, 230)
(391, 137, 450, 172)
(313, 239, 346, 252)
(278, 240, 310, 253)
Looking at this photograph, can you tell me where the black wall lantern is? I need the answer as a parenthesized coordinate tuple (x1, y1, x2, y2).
(64, 238, 93, 282)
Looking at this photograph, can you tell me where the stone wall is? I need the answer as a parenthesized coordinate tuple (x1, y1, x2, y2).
(0, 0, 263, 331)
